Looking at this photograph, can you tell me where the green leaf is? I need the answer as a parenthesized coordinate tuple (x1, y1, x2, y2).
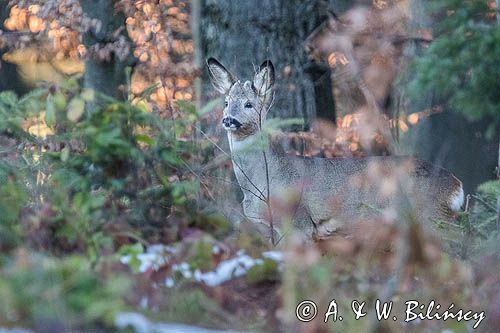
(117, 243, 144, 273)
(117, 243, 144, 256)
(81, 88, 95, 102)
(161, 150, 182, 165)
(53, 92, 67, 111)
(60, 146, 70, 162)
(60, 77, 80, 90)
(176, 100, 197, 117)
(67, 97, 86, 122)
(0, 91, 18, 105)
(140, 83, 159, 99)
(135, 134, 155, 145)
(45, 95, 56, 128)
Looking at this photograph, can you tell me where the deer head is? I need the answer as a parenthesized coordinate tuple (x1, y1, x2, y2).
(207, 58, 275, 140)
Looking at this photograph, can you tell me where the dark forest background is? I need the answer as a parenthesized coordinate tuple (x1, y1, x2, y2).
(0, 0, 498, 332)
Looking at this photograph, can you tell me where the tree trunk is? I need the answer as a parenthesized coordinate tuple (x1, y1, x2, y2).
(304, 62, 336, 121)
(192, 0, 203, 111)
(201, 0, 336, 128)
(0, 2, 29, 95)
(496, 0, 500, 230)
(79, 0, 133, 102)
(497, 141, 500, 230)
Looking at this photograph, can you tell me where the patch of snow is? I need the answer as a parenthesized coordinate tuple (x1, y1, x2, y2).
(139, 297, 149, 309)
(165, 277, 175, 288)
(149, 244, 177, 255)
(212, 244, 221, 254)
(262, 251, 283, 262)
(121, 243, 285, 289)
(172, 262, 193, 279)
(165, 250, 285, 288)
(0, 329, 35, 333)
(116, 312, 240, 333)
(120, 244, 177, 273)
(194, 252, 263, 287)
(121, 252, 167, 273)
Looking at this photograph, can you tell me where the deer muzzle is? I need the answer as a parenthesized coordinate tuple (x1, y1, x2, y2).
(222, 116, 242, 130)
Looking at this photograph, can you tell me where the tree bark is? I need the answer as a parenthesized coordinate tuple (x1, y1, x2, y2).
(79, 0, 133, 101)
(304, 62, 336, 121)
(0, 2, 29, 95)
(192, 0, 202, 111)
(496, 0, 499, 229)
(201, 0, 337, 128)
(496, 141, 500, 230)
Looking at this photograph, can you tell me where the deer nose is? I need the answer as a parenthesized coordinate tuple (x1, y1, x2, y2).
(222, 116, 242, 129)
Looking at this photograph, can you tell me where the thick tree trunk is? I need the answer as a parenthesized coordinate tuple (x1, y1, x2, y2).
(304, 62, 336, 121)
(495, 0, 500, 230)
(79, 0, 133, 101)
(497, 141, 500, 230)
(201, 0, 336, 128)
(0, 3, 28, 95)
(192, 0, 203, 111)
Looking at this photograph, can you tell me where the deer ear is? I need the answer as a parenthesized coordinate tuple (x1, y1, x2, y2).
(253, 60, 275, 97)
(206, 58, 236, 94)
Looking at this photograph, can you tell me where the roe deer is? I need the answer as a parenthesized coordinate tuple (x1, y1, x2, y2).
(207, 58, 464, 243)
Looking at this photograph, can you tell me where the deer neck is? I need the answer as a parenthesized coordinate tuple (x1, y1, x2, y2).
(227, 130, 261, 151)
(226, 131, 271, 195)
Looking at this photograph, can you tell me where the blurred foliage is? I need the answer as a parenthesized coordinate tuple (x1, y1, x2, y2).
(0, 162, 27, 252)
(477, 179, 500, 198)
(5, 78, 202, 254)
(404, 0, 500, 268)
(407, 0, 500, 137)
(0, 78, 211, 329)
(466, 180, 500, 251)
(161, 288, 228, 326)
(3, 1, 196, 106)
(0, 251, 130, 328)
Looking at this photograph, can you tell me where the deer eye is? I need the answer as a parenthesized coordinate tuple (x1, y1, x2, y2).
(224, 101, 228, 107)
(244, 102, 253, 108)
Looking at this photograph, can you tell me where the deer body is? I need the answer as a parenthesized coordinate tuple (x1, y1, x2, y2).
(207, 58, 464, 240)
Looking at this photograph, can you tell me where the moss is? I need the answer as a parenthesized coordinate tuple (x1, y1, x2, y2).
(162, 287, 230, 328)
(189, 213, 233, 240)
(186, 237, 214, 271)
(245, 258, 280, 285)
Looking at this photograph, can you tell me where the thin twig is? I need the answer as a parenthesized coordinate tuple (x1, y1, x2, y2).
(203, 174, 266, 202)
(193, 123, 267, 201)
(180, 159, 216, 202)
(228, 134, 269, 202)
(256, 83, 276, 245)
